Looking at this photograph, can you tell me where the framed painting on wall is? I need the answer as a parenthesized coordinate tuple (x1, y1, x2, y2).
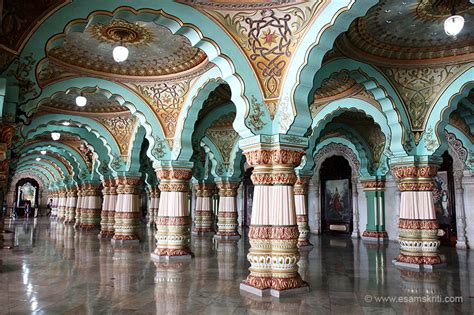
(433, 171, 451, 226)
(324, 179, 351, 223)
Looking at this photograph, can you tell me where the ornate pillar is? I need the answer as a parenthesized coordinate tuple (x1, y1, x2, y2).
(63, 188, 71, 222)
(57, 188, 67, 221)
(239, 144, 308, 298)
(294, 176, 312, 249)
(151, 165, 193, 260)
(65, 188, 77, 224)
(392, 160, 444, 269)
(99, 178, 115, 238)
(453, 170, 467, 249)
(148, 187, 160, 228)
(192, 182, 215, 236)
(112, 176, 141, 244)
(308, 179, 320, 235)
(80, 183, 102, 229)
(215, 181, 240, 240)
(351, 177, 360, 239)
(74, 185, 83, 228)
(52, 190, 59, 217)
(361, 179, 388, 242)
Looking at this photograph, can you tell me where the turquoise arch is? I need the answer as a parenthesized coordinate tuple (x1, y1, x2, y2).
(278, 0, 378, 136)
(22, 148, 79, 181)
(445, 125, 474, 171)
(424, 67, 474, 156)
(14, 3, 267, 134)
(291, 59, 408, 156)
(18, 154, 72, 182)
(21, 80, 170, 162)
(175, 67, 254, 161)
(17, 141, 89, 176)
(16, 160, 62, 182)
(201, 137, 243, 182)
(126, 125, 147, 175)
(15, 169, 51, 187)
(23, 125, 114, 173)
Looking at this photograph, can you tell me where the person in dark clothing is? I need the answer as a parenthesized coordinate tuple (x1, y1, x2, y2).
(47, 199, 53, 217)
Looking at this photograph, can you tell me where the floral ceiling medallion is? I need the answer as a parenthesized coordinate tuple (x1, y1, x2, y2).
(89, 20, 153, 46)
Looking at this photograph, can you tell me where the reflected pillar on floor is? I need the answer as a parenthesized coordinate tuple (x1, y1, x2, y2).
(215, 181, 240, 240)
(74, 185, 83, 228)
(112, 176, 141, 243)
(192, 182, 215, 235)
(99, 178, 116, 238)
(392, 159, 443, 269)
(65, 187, 77, 224)
(240, 144, 308, 297)
(361, 178, 388, 242)
(80, 183, 102, 229)
(152, 164, 193, 260)
(294, 175, 312, 249)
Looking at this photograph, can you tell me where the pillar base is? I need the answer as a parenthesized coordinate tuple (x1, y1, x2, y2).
(392, 259, 447, 271)
(98, 231, 114, 239)
(298, 243, 314, 251)
(362, 231, 388, 243)
(214, 234, 241, 241)
(351, 231, 360, 239)
(192, 231, 214, 237)
(455, 241, 468, 250)
(150, 252, 192, 261)
(111, 238, 140, 245)
(240, 283, 309, 298)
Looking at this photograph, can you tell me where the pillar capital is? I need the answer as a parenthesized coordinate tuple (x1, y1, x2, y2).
(294, 176, 310, 195)
(361, 178, 386, 191)
(216, 181, 239, 197)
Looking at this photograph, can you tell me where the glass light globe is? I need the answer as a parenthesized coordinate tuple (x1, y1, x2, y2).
(51, 132, 61, 141)
(113, 45, 129, 63)
(75, 95, 87, 107)
(62, 121, 71, 126)
(40, 150, 46, 155)
(444, 15, 464, 36)
(35, 157, 41, 161)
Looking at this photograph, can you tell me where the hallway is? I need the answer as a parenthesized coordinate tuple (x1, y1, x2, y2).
(1, 218, 473, 314)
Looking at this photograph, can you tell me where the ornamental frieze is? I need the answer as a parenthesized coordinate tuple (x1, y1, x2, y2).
(244, 149, 304, 167)
(392, 165, 438, 180)
(156, 168, 193, 181)
(193, 1, 327, 112)
(98, 115, 138, 157)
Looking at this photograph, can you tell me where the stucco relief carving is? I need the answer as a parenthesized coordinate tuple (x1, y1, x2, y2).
(98, 115, 138, 156)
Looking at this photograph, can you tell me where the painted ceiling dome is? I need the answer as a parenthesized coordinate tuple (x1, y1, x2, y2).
(47, 19, 208, 81)
(337, 0, 474, 65)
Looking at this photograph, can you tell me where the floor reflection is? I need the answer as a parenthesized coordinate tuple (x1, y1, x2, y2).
(1, 218, 473, 313)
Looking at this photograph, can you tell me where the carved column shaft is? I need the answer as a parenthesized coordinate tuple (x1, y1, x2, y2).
(240, 148, 307, 295)
(112, 177, 141, 242)
(74, 187, 83, 227)
(193, 183, 215, 235)
(392, 163, 442, 266)
(65, 188, 77, 224)
(294, 176, 312, 248)
(99, 179, 116, 238)
(152, 167, 193, 259)
(361, 180, 388, 241)
(215, 181, 240, 239)
(454, 171, 467, 249)
(80, 183, 102, 229)
(351, 177, 360, 239)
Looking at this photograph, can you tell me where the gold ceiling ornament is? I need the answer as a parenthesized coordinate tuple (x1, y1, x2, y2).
(88, 19, 153, 46)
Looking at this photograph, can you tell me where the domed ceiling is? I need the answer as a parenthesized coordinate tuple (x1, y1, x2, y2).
(39, 92, 128, 115)
(337, 0, 474, 64)
(47, 19, 208, 80)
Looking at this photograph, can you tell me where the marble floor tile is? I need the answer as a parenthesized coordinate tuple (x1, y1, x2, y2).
(1, 218, 473, 314)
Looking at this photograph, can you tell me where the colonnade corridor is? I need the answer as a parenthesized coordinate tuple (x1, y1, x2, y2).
(1, 217, 472, 314)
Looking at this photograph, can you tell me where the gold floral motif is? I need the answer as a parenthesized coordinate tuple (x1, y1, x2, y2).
(99, 115, 138, 156)
(89, 19, 153, 46)
(244, 149, 304, 167)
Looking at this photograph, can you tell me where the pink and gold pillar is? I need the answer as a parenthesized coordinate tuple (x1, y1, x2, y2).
(112, 176, 141, 244)
(151, 165, 193, 260)
(80, 183, 102, 229)
(240, 144, 308, 297)
(65, 188, 77, 224)
(57, 188, 67, 221)
(74, 185, 83, 228)
(148, 187, 160, 227)
(392, 160, 444, 270)
(99, 178, 116, 238)
(192, 183, 215, 236)
(294, 176, 312, 250)
(215, 181, 240, 240)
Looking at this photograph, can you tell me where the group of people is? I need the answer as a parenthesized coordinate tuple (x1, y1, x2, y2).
(2, 200, 37, 218)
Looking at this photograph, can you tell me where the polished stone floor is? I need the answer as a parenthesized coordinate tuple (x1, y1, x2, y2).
(1, 218, 473, 314)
